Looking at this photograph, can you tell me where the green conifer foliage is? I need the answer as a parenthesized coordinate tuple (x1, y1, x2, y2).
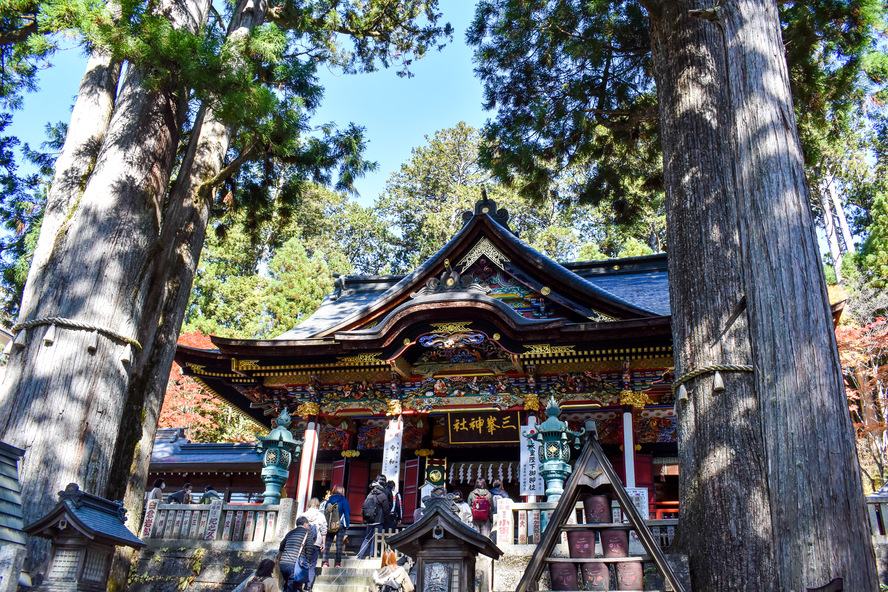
(861, 192, 888, 286)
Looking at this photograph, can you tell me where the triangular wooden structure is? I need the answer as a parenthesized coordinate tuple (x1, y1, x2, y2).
(517, 435, 686, 592)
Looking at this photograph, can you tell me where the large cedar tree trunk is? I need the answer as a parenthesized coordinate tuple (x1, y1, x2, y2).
(647, 1, 878, 590)
(0, 0, 210, 572)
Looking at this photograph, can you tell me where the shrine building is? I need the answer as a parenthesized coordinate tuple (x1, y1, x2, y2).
(172, 197, 680, 522)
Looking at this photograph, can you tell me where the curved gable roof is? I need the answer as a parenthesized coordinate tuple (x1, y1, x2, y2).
(280, 197, 661, 340)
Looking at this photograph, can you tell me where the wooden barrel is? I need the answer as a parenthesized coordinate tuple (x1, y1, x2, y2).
(581, 563, 610, 591)
(600, 528, 629, 557)
(566, 529, 596, 558)
(582, 494, 610, 524)
(616, 561, 643, 590)
(548, 562, 579, 590)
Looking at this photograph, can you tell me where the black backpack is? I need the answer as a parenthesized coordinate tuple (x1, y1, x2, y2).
(244, 577, 265, 592)
(362, 491, 380, 523)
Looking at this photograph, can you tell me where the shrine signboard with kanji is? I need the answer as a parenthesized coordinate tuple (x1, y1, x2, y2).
(447, 411, 521, 444)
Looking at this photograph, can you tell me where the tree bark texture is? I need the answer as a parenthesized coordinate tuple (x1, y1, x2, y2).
(105, 2, 269, 587)
(0, 0, 210, 573)
(647, 1, 878, 590)
(18, 51, 121, 323)
(721, 2, 877, 589)
(647, 3, 775, 590)
(108, 0, 269, 514)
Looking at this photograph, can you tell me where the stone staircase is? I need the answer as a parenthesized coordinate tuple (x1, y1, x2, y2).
(312, 557, 380, 592)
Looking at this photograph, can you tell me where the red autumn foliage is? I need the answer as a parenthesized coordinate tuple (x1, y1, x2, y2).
(159, 331, 253, 442)
(836, 317, 888, 490)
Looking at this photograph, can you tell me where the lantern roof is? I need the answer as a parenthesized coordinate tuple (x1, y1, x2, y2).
(386, 488, 503, 559)
(24, 483, 145, 549)
(0, 441, 26, 547)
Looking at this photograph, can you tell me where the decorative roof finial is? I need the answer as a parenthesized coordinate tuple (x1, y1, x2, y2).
(461, 189, 514, 234)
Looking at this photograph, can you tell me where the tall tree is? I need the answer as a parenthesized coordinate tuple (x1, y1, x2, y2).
(471, 0, 879, 589)
(375, 122, 660, 270)
(0, 0, 451, 575)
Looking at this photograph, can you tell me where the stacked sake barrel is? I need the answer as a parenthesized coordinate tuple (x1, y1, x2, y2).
(547, 493, 644, 591)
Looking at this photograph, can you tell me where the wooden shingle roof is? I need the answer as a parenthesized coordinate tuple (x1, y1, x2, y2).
(0, 442, 26, 547)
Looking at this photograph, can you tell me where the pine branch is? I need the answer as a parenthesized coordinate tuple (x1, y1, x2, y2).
(0, 20, 39, 48)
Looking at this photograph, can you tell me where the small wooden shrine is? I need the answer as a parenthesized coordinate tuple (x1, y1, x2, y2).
(174, 196, 680, 519)
(25, 483, 145, 591)
(387, 489, 502, 592)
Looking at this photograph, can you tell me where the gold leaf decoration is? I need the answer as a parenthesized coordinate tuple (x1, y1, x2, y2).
(455, 237, 511, 270)
(429, 322, 473, 335)
(386, 399, 403, 417)
(523, 393, 540, 411)
(619, 389, 652, 409)
(337, 353, 384, 365)
(296, 401, 320, 417)
(524, 344, 577, 355)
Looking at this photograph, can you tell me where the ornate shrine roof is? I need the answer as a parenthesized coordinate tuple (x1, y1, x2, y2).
(175, 196, 675, 427)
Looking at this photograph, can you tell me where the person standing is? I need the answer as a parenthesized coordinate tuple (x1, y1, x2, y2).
(199, 485, 221, 504)
(452, 491, 473, 528)
(356, 476, 390, 559)
(386, 481, 402, 528)
(298, 498, 327, 592)
(468, 478, 494, 537)
(279, 516, 315, 592)
(322, 484, 350, 568)
(489, 478, 510, 515)
(147, 478, 165, 501)
(167, 483, 192, 504)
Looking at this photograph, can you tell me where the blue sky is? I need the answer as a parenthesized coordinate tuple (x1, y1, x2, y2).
(8, 3, 488, 207)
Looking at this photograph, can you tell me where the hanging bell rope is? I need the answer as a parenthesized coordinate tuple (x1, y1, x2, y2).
(672, 363, 754, 403)
(10, 316, 142, 350)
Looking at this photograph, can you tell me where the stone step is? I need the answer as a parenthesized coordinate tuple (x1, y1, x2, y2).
(312, 584, 373, 592)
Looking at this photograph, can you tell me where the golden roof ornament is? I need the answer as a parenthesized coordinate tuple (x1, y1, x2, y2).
(619, 389, 652, 409)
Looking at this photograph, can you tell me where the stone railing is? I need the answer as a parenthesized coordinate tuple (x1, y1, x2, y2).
(494, 500, 677, 550)
(140, 499, 294, 543)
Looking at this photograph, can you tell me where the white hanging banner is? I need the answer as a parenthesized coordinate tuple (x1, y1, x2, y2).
(520, 420, 545, 497)
(382, 416, 403, 484)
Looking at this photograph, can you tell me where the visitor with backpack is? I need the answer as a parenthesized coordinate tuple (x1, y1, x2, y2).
(245, 558, 280, 592)
(322, 484, 350, 568)
(356, 476, 390, 559)
(298, 498, 327, 592)
(452, 491, 473, 527)
(468, 478, 494, 537)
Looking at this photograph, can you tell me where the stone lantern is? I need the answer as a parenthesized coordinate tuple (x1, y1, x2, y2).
(524, 397, 584, 502)
(387, 488, 502, 592)
(257, 409, 303, 504)
(24, 483, 145, 592)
